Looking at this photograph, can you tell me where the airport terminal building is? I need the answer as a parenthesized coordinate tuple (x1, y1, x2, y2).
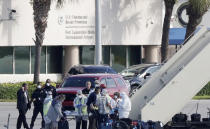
(0, 0, 163, 83)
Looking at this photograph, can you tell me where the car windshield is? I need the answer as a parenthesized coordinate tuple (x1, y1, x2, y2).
(62, 77, 97, 88)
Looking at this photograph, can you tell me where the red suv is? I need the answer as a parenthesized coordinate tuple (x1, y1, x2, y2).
(56, 74, 129, 110)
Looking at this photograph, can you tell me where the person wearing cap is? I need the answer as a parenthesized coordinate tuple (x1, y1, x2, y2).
(29, 82, 45, 129)
(74, 90, 88, 129)
(110, 92, 121, 120)
(43, 79, 57, 99)
(16, 83, 30, 129)
(86, 87, 101, 129)
(118, 92, 131, 119)
(110, 92, 120, 109)
(96, 89, 112, 128)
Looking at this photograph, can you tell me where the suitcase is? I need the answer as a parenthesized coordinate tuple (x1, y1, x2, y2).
(141, 121, 163, 129)
(58, 119, 69, 129)
(172, 113, 188, 122)
(191, 113, 201, 122)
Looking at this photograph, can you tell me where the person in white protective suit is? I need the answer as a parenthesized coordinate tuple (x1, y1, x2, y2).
(43, 91, 53, 123)
(118, 92, 131, 119)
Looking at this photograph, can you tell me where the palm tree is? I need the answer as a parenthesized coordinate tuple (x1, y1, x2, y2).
(161, 0, 177, 63)
(32, 0, 65, 84)
(185, 0, 210, 39)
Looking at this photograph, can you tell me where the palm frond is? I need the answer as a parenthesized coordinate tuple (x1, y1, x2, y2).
(189, 0, 210, 16)
(56, 0, 65, 8)
(56, 0, 79, 8)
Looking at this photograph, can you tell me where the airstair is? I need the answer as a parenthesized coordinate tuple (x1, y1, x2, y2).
(129, 27, 210, 124)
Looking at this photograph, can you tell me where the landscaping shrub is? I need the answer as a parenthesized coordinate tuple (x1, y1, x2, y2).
(196, 82, 210, 96)
(0, 82, 56, 101)
(0, 81, 210, 101)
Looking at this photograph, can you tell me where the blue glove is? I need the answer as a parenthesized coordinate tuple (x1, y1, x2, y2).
(77, 104, 82, 108)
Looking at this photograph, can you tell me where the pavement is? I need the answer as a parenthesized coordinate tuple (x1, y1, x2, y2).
(1, 100, 210, 129)
(181, 100, 210, 119)
(0, 102, 76, 129)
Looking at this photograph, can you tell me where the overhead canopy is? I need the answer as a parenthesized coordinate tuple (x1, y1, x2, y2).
(169, 28, 186, 45)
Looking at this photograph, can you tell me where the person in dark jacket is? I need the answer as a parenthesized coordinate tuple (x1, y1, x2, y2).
(82, 81, 93, 96)
(17, 83, 30, 129)
(86, 87, 101, 129)
(30, 82, 45, 129)
(43, 79, 56, 99)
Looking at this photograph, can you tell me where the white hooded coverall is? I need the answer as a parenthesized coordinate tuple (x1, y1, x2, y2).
(118, 92, 131, 119)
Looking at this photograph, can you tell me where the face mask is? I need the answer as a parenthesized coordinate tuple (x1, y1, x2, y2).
(37, 85, 41, 89)
(78, 95, 82, 98)
(46, 83, 50, 86)
(47, 95, 52, 99)
(114, 95, 118, 99)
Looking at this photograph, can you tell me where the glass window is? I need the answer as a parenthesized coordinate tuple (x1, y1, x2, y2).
(0, 47, 13, 74)
(84, 67, 116, 74)
(111, 46, 126, 72)
(79, 46, 95, 64)
(102, 46, 110, 65)
(106, 77, 117, 88)
(31, 46, 46, 74)
(62, 77, 97, 88)
(100, 78, 107, 86)
(115, 77, 126, 87)
(15, 47, 30, 74)
(128, 46, 141, 66)
(47, 46, 62, 73)
(146, 66, 161, 74)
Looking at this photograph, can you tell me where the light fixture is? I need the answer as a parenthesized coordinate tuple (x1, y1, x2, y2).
(0, 9, 17, 22)
(9, 9, 16, 20)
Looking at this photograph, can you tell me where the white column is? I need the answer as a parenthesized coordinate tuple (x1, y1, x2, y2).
(95, 0, 102, 64)
(63, 46, 79, 76)
(144, 45, 161, 63)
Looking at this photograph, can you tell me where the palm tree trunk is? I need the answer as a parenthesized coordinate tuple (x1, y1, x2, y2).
(161, 1, 175, 62)
(33, 0, 51, 84)
(185, 15, 200, 40)
(34, 44, 42, 84)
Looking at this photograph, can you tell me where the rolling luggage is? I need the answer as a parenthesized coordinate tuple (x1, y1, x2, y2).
(191, 113, 201, 122)
(172, 113, 188, 122)
(58, 119, 69, 129)
(141, 120, 163, 129)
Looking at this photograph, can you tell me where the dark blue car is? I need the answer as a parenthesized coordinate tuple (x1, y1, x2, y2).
(121, 64, 162, 96)
(68, 65, 117, 75)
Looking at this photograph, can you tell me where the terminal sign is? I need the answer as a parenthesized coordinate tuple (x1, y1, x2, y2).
(58, 15, 95, 40)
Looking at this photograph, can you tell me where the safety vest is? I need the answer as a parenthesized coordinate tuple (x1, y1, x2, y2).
(75, 97, 88, 116)
(43, 98, 52, 116)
